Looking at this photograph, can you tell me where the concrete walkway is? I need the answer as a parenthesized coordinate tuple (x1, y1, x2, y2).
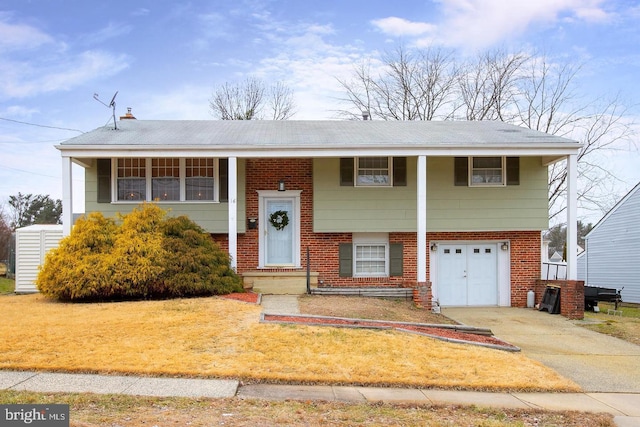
(442, 307, 640, 393)
(1, 370, 639, 426)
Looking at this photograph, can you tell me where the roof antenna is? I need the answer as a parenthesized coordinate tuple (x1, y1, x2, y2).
(93, 91, 119, 130)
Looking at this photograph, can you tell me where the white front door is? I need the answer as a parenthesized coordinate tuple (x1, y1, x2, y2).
(259, 191, 301, 268)
(437, 243, 498, 306)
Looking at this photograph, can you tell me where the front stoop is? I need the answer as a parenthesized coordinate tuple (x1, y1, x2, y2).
(242, 271, 319, 295)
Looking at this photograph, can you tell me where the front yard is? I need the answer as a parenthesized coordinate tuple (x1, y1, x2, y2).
(0, 293, 578, 392)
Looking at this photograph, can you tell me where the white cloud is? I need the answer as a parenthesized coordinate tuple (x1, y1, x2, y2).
(371, 17, 436, 37)
(0, 50, 130, 99)
(372, 0, 611, 51)
(0, 18, 53, 52)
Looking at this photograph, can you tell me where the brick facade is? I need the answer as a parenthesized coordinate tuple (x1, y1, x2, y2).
(535, 279, 585, 320)
(213, 158, 544, 309)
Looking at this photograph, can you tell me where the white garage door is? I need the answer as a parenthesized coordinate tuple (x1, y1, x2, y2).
(437, 243, 498, 306)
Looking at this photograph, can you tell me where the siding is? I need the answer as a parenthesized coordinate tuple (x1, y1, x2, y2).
(15, 225, 63, 293)
(579, 185, 640, 303)
(84, 158, 247, 233)
(313, 157, 549, 233)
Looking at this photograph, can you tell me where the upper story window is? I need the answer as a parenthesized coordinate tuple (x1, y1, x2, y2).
(152, 158, 180, 201)
(471, 157, 504, 186)
(356, 157, 391, 186)
(454, 156, 519, 187)
(114, 158, 218, 202)
(185, 158, 215, 201)
(117, 158, 146, 201)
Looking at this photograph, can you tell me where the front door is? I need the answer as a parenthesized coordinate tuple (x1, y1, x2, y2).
(259, 193, 300, 268)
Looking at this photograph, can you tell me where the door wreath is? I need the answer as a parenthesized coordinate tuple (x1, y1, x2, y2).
(269, 210, 289, 231)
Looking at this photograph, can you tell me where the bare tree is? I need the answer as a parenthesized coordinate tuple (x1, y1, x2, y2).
(335, 46, 459, 120)
(457, 49, 527, 121)
(512, 55, 635, 220)
(210, 78, 295, 120)
(336, 46, 636, 222)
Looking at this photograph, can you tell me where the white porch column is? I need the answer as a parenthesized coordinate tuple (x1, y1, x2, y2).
(417, 155, 427, 283)
(566, 154, 578, 280)
(61, 156, 73, 236)
(227, 157, 238, 271)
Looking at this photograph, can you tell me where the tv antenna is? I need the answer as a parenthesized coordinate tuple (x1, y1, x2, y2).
(93, 91, 119, 130)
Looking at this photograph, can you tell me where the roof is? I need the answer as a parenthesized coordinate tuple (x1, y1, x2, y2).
(57, 120, 581, 160)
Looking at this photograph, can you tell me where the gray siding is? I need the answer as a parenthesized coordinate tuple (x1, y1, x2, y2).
(580, 185, 640, 303)
(84, 159, 246, 233)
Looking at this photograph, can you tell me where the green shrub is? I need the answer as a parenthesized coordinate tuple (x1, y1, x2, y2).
(37, 203, 243, 301)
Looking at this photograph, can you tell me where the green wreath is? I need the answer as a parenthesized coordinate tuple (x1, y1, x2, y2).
(269, 210, 289, 231)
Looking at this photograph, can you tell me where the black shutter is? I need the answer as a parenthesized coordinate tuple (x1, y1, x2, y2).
(339, 243, 353, 277)
(97, 159, 111, 203)
(219, 158, 228, 202)
(340, 158, 354, 186)
(389, 243, 403, 276)
(393, 157, 407, 186)
(506, 157, 520, 186)
(454, 157, 468, 186)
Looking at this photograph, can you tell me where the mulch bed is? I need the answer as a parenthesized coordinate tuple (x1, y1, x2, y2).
(220, 292, 261, 304)
(221, 293, 519, 352)
(262, 313, 520, 352)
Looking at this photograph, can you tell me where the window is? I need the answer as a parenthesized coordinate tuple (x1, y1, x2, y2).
(152, 158, 180, 201)
(114, 158, 220, 202)
(356, 157, 391, 186)
(185, 158, 214, 201)
(455, 156, 519, 187)
(352, 233, 389, 277)
(355, 245, 387, 276)
(471, 157, 504, 186)
(117, 158, 146, 201)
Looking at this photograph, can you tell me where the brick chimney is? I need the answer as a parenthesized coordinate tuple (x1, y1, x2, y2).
(120, 107, 136, 120)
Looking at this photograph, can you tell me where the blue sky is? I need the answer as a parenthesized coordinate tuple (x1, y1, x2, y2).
(0, 0, 639, 223)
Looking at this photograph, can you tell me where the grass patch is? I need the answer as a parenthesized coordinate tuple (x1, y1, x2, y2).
(0, 390, 615, 427)
(582, 302, 640, 346)
(0, 276, 14, 294)
(0, 294, 580, 392)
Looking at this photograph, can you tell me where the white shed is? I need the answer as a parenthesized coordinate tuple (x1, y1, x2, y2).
(577, 182, 640, 303)
(15, 224, 63, 293)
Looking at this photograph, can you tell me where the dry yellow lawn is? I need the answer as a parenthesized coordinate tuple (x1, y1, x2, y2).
(0, 294, 580, 392)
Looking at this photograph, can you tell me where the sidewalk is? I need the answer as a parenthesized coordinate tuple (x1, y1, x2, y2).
(1, 370, 639, 426)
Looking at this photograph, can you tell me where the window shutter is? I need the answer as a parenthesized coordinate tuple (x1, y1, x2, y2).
(97, 159, 111, 203)
(219, 158, 228, 202)
(339, 243, 353, 277)
(454, 157, 468, 186)
(389, 243, 403, 276)
(506, 157, 519, 186)
(340, 158, 354, 186)
(393, 157, 407, 186)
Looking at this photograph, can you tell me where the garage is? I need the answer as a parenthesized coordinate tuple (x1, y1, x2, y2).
(434, 243, 501, 306)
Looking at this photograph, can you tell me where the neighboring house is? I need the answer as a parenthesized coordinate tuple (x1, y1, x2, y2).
(56, 118, 582, 308)
(577, 182, 640, 304)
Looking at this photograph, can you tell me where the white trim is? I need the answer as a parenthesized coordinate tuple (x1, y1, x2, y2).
(429, 240, 510, 307)
(566, 154, 578, 280)
(61, 156, 73, 236)
(417, 155, 427, 283)
(257, 190, 302, 269)
(228, 157, 237, 271)
(58, 146, 581, 161)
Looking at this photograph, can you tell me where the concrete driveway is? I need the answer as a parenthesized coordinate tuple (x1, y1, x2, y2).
(442, 307, 640, 393)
